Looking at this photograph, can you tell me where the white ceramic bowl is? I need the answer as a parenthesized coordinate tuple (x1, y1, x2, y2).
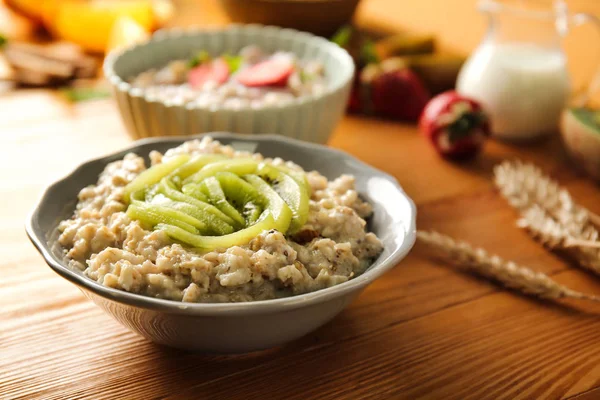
(104, 25, 355, 144)
(27, 133, 416, 353)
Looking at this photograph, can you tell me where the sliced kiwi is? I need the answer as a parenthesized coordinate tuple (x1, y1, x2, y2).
(169, 154, 228, 180)
(243, 174, 292, 234)
(272, 164, 312, 197)
(184, 158, 259, 184)
(155, 213, 276, 251)
(214, 172, 266, 226)
(180, 182, 209, 202)
(199, 176, 246, 228)
(157, 178, 236, 227)
(215, 171, 262, 206)
(149, 194, 234, 236)
(127, 200, 204, 234)
(257, 164, 309, 233)
(123, 154, 190, 204)
(243, 201, 263, 226)
(124, 154, 311, 250)
(161, 177, 208, 203)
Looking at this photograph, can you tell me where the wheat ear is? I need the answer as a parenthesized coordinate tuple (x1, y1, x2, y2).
(494, 160, 600, 249)
(494, 160, 600, 232)
(417, 230, 600, 302)
(518, 206, 600, 276)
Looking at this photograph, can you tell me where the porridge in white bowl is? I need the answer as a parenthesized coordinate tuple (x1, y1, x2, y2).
(130, 45, 328, 109)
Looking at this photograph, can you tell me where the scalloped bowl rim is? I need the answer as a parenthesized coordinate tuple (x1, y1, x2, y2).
(103, 24, 355, 113)
(26, 133, 416, 316)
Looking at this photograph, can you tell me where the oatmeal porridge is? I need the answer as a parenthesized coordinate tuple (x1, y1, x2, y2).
(57, 137, 383, 303)
(130, 45, 328, 109)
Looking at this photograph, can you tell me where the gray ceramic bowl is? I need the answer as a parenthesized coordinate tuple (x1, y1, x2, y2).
(104, 25, 354, 143)
(26, 133, 416, 353)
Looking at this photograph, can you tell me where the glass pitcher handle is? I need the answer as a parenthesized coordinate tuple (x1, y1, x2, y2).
(570, 12, 600, 107)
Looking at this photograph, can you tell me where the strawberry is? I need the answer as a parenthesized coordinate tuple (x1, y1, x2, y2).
(188, 57, 229, 88)
(347, 75, 362, 113)
(347, 86, 362, 113)
(419, 90, 490, 160)
(371, 68, 430, 121)
(236, 59, 294, 87)
(359, 61, 430, 121)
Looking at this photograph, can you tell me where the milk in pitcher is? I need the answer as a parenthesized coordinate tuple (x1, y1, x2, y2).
(457, 42, 570, 140)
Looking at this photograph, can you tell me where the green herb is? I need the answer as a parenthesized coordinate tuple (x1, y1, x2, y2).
(223, 54, 243, 74)
(331, 25, 352, 48)
(61, 87, 111, 103)
(360, 40, 379, 65)
(188, 50, 210, 68)
(0, 34, 7, 48)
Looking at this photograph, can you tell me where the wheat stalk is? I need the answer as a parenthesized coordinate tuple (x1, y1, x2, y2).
(417, 230, 600, 302)
(494, 160, 600, 278)
(517, 205, 594, 248)
(494, 160, 600, 232)
(494, 160, 600, 248)
(518, 206, 600, 276)
(565, 239, 600, 249)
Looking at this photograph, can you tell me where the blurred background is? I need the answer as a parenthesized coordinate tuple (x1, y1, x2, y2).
(362, 0, 598, 96)
(0, 0, 598, 99)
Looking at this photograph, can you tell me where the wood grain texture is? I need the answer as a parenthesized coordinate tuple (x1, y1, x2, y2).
(3, 1, 600, 399)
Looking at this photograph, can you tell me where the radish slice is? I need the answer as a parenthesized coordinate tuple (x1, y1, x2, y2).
(236, 59, 294, 87)
(188, 58, 229, 88)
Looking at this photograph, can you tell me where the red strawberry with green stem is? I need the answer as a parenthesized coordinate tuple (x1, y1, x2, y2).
(419, 90, 490, 159)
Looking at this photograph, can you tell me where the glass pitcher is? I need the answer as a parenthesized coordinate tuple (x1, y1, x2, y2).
(456, 0, 600, 141)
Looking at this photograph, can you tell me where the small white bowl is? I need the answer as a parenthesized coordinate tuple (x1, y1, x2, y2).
(104, 25, 355, 144)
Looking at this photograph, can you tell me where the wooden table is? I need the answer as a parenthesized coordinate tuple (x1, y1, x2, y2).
(4, 2, 600, 400)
